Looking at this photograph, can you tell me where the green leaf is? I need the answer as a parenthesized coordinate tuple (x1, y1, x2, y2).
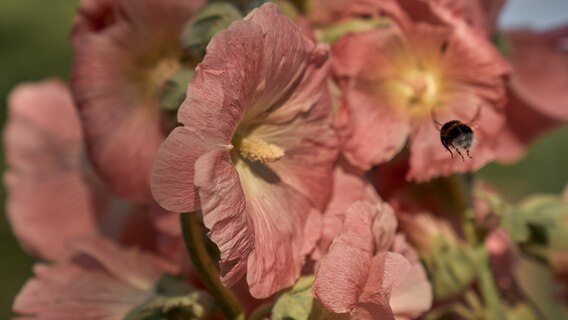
(124, 274, 215, 320)
(501, 195, 568, 249)
(271, 276, 331, 320)
(514, 255, 568, 320)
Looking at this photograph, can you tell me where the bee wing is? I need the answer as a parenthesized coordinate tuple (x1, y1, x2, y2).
(465, 105, 482, 126)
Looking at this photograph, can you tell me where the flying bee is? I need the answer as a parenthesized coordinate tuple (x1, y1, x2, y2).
(432, 107, 481, 161)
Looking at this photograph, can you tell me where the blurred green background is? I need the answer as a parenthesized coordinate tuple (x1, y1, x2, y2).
(0, 0, 567, 318)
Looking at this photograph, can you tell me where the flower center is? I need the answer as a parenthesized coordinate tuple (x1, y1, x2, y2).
(401, 70, 438, 107)
(385, 65, 442, 117)
(236, 136, 285, 163)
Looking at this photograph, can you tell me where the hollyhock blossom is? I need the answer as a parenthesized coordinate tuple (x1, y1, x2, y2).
(71, 0, 205, 201)
(313, 201, 432, 319)
(152, 4, 337, 298)
(324, 0, 509, 181)
(496, 25, 568, 162)
(4, 80, 180, 262)
(12, 237, 211, 319)
(4, 80, 100, 260)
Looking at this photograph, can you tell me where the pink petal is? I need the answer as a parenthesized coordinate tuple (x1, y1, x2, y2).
(241, 4, 328, 123)
(194, 149, 253, 287)
(313, 201, 377, 313)
(71, 0, 203, 202)
(4, 80, 99, 260)
(13, 237, 170, 319)
(256, 98, 338, 210)
(317, 159, 380, 256)
(335, 82, 410, 169)
(507, 26, 568, 121)
(372, 202, 398, 252)
(70, 237, 175, 289)
(5, 173, 98, 261)
(496, 90, 562, 163)
(151, 127, 207, 213)
(351, 252, 410, 320)
(389, 235, 433, 319)
(238, 162, 321, 298)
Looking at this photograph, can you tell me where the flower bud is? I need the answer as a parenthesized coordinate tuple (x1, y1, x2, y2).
(399, 212, 477, 300)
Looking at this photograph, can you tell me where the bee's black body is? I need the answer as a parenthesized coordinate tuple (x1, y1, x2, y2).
(439, 120, 474, 161)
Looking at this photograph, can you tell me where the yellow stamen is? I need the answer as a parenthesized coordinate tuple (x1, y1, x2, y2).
(238, 137, 285, 163)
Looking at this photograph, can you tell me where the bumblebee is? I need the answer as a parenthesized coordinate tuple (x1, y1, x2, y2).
(433, 107, 480, 161)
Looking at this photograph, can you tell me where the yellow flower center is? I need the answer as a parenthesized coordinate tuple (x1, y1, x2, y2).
(384, 63, 443, 117)
(236, 136, 285, 163)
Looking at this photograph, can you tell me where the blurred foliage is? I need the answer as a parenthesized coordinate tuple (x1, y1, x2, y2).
(0, 0, 567, 319)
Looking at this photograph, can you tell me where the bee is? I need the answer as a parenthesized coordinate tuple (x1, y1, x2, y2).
(432, 107, 481, 161)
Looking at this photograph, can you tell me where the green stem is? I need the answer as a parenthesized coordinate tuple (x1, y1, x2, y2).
(477, 247, 506, 320)
(248, 302, 273, 320)
(442, 174, 505, 319)
(181, 213, 245, 320)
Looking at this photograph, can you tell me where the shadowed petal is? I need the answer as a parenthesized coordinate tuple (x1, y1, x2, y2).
(238, 161, 320, 298)
(194, 149, 253, 287)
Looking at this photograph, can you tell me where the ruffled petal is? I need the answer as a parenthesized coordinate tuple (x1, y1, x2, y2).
(352, 252, 410, 320)
(238, 161, 320, 298)
(151, 127, 208, 213)
(194, 149, 253, 287)
(313, 201, 377, 313)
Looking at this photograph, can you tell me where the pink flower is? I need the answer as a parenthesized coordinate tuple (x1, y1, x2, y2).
(13, 237, 182, 319)
(71, 0, 204, 202)
(314, 158, 380, 258)
(4, 80, 181, 262)
(4, 80, 100, 260)
(327, 0, 509, 181)
(496, 25, 568, 162)
(151, 4, 337, 298)
(313, 201, 432, 319)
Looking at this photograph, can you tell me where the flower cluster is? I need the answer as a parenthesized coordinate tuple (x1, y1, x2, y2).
(4, 0, 568, 319)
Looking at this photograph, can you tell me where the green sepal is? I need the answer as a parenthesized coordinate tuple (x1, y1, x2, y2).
(160, 67, 194, 112)
(181, 2, 243, 60)
(124, 274, 214, 320)
(271, 275, 331, 320)
(422, 236, 478, 300)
